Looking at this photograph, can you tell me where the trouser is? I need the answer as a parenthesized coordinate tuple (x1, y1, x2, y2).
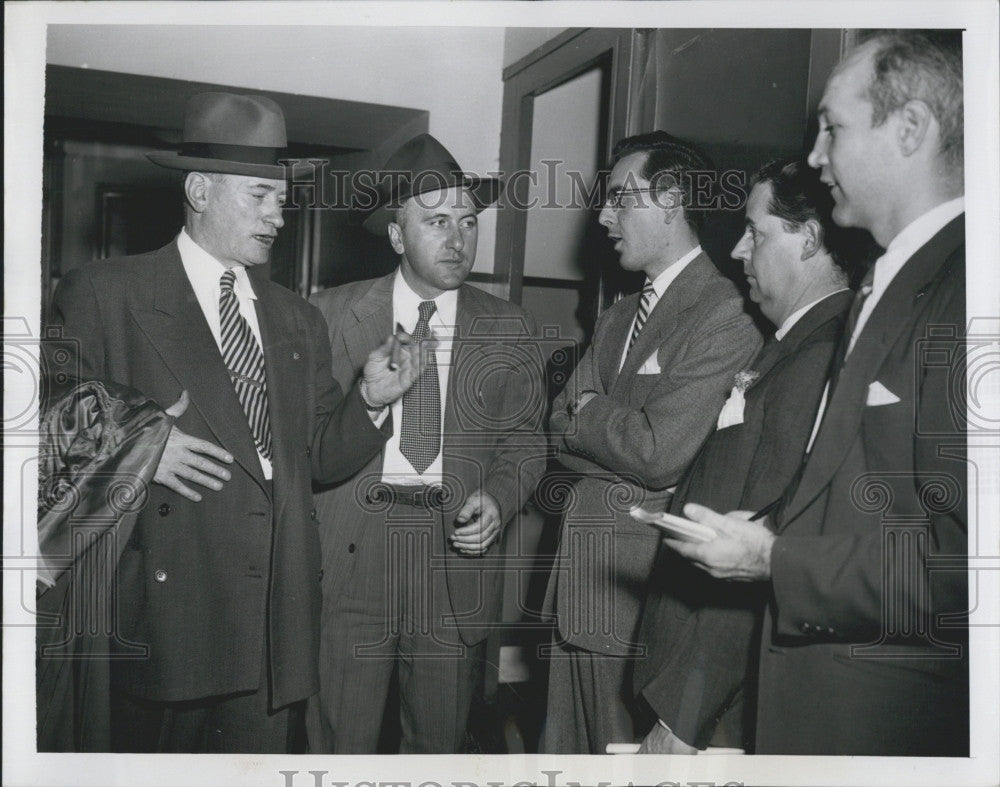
(542, 638, 653, 754)
(307, 496, 485, 753)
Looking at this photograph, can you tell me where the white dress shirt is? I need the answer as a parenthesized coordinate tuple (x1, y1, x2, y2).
(805, 197, 964, 453)
(618, 244, 703, 371)
(177, 229, 272, 479)
(380, 271, 458, 486)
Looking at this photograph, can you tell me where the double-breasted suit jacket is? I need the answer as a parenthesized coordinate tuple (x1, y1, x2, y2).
(309, 273, 548, 647)
(758, 216, 968, 755)
(48, 241, 389, 710)
(544, 254, 762, 656)
(635, 289, 852, 750)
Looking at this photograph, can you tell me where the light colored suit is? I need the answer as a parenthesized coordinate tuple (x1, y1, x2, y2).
(307, 273, 547, 753)
(542, 253, 762, 753)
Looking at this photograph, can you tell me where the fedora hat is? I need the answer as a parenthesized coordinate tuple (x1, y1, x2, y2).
(362, 134, 501, 235)
(148, 92, 295, 179)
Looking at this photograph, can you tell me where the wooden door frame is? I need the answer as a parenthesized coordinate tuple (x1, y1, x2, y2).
(495, 28, 637, 306)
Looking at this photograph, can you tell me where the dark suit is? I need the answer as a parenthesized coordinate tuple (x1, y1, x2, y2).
(47, 241, 388, 748)
(759, 215, 968, 755)
(635, 289, 852, 751)
(542, 253, 762, 753)
(306, 273, 547, 753)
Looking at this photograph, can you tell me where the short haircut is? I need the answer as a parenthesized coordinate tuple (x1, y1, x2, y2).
(609, 131, 715, 234)
(751, 159, 858, 279)
(858, 30, 964, 168)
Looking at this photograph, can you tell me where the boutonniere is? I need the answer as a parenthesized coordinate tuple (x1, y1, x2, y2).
(734, 369, 760, 393)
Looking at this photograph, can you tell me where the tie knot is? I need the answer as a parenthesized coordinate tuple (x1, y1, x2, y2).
(418, 300, 437, 322)
(220, 268, 237, 293)
(642, 282, 655, 297)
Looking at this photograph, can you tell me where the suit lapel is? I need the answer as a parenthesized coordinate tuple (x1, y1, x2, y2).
(613, 254, 711, 395)
(596, 297, 636, 393)
(747, 289, 854, 391)
(785, 216, 964, 521)
(128, 244, 264, 485)
(343, 273, 394, 372)
(254, 289, 306, 513)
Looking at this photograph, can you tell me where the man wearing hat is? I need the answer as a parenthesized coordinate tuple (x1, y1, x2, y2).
(46, 92, 424, 752)
(306, 134, 547, 753)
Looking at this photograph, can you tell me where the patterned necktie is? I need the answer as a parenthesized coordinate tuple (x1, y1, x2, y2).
(844, 268, 876, 359)
(628, 280, 656, 352)
(219, 269, 272, 460)
(400, 300, 441, 474)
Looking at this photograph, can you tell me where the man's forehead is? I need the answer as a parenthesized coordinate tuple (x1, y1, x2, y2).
(608, 152, 650, 184)
(746, 182, 772, 219)
(821, 46, 875, 113)
(405, 185, 476, 215)
(224, 174, 287, 193)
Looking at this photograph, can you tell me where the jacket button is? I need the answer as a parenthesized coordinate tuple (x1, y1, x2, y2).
(154, 569, 168, 583)
(158, 503, 170, 516)
(348, 543, 356, 553)
(310, 509, 317, 520)
(800, 622, 811, 633)
(305, 446, 312, 457)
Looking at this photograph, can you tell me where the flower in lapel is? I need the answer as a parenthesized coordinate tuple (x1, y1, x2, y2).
(717, 369, 760, 430)
(734, 369, 760, 393)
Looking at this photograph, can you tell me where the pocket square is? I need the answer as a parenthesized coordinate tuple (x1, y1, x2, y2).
(638, 353, 661, 375)
(866, 381, 901, 406)
(716, 386, 745, 429)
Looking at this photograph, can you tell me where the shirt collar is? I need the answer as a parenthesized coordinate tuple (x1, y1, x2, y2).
(774, 288, 850, 341)
(177, 228, 258, 302)
(392, 269, 459, 329)
(873, 197, 964, 296)
(647, 244, 702, 297)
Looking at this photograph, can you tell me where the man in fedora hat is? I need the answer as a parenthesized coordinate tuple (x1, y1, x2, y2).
(306, 133, 547, 753)
(46, 92, 425, 752)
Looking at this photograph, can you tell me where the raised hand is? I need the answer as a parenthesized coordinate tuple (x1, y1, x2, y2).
(362, 328, 437, 407)
(153, 390, 234, 502)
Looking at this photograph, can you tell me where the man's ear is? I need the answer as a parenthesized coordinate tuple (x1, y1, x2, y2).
(659, 186, 684, 225)
(896, 99, 934, 157)
(387, 222, 405, 255)
(800, 218, 823, 260)
(184, 172, 211, 213)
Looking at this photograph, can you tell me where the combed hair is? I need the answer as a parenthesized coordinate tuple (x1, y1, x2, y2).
(859, 30, 964, 168)
(751, 159, 863, 280)
(609, 131, 716, 234)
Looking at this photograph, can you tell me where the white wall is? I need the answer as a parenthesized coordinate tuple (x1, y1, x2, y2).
(46, 25, 506, 272)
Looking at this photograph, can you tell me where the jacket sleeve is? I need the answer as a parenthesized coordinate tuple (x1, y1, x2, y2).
(562, 305, 762, 490)
(480, 311, 549, 524)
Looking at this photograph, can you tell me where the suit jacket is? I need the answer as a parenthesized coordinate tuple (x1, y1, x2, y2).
(543, 254, 762, 655)
(758, 215, 968, 755)
(47, 241, 389, 710)
(310, 273, 547, 646)
(634, 289, 852, 750)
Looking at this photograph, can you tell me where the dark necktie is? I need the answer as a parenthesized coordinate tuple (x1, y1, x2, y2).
(628, 280, 656, 352)
(828, 269, 875, 396)
(400, 300, 441, 474)
(219, 269, 272, 460)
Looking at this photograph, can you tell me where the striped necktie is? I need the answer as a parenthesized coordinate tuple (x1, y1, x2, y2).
(400, 300, 441, 475)
(628, 280, 656, 352)
(219, 269, 272, 460)
(844, 268, 876, 359)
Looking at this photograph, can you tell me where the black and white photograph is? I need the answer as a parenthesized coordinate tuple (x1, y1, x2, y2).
(4, 2, 999, 786)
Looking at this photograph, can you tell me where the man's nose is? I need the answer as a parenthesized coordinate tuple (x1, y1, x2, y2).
(731, 232, 751, 263)
(265, 200, 285, 228)
(598, 204, 616, 228)
(807, 139, 827, 170)
(446, 225, 465, 251)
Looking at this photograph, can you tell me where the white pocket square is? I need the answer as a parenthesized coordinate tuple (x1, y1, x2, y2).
(638, 353, 661, 375)
(716, 386, 745, 429)
(866, 381, 901, 406)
